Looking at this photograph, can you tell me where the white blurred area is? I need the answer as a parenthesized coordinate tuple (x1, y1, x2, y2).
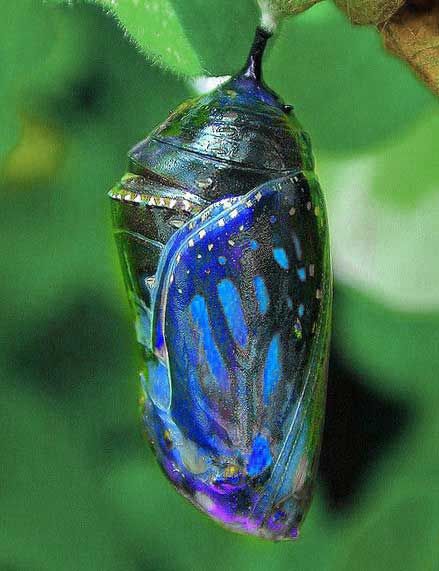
(320, 109, 439, 313)
(191, 75, 230, 94)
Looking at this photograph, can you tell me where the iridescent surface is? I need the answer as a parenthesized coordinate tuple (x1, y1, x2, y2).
(109, 28, 332, 540)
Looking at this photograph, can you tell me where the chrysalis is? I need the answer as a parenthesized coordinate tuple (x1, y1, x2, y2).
(109, 28, 332, 540)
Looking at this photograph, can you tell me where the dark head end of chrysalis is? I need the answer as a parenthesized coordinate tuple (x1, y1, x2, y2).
(234, 27, 293, 115)
(126, 26, 310, 184)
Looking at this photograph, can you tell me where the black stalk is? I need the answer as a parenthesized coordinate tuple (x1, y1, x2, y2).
(242, 27, 272, 82)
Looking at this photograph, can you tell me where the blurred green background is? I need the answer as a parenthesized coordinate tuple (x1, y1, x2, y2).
(1, 1, 439, 570)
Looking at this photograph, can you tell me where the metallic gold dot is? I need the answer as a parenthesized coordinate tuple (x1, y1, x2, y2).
(224, 465, 240, 478)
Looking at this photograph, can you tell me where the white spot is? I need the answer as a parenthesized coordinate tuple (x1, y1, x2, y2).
(191, 75, 231, 95)
(289, 207, 296, 216)
(199, 229, 206, 239)
(169, 217, 185, 229)
(228, 239, 235, 246)
(169, 199, 176, 209)
(195, 491, 215, 511)
(230, 209, 238, 219)
(257, 0, 278, 33)
(246, 200, 253, 208)
(208, 243, 214, 251)
(255, 191, 262, 202)
(148, 197, 156, 206)
(188, 239, 195, 247)
(309, 264, 315, 277)
(218, 219, 225, 227)
(145, 276, 156, 288)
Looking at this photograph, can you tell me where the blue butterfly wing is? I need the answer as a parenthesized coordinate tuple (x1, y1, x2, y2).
(149, 172, 331, 479)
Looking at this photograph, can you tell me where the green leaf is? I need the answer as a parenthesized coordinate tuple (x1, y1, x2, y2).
(265, 2, 435, 153)
(96, 0, 203, 76)
(336, 492, 439, 570)
(93, 0, 261, 77)
(0, 381, 132, 571)
(332, 285, 439, 400)
(0, 11, 190, 326)
(166, 0, 259, 76)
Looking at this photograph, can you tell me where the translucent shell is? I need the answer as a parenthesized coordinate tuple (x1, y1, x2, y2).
(112, 172, 331, 540)
(109, 27, 332, 540)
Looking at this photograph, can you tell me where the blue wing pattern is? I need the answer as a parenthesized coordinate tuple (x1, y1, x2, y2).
(142, 172, 331, 539)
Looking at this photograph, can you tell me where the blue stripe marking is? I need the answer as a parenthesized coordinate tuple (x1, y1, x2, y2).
(247, 434, 272, 477)
(273, 247, 289, 270)
(217, 279, 248, 348)
(190, 295, 228, 388)
(154, 317, 165, 354)
(297, 267, 306, 282)
(253, 276, 269, 315)
(263, 333, 282, 404)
